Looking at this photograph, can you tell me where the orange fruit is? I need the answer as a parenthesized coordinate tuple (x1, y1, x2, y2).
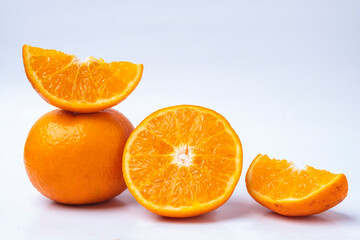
(22, 45, 143, 113)
(246, 154, 348, 216)
(24, 109, 134, 205)
(123, 105, 243, 217)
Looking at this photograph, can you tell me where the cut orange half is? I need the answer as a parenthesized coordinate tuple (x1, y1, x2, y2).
(23, 45, 143, 113)
(123, 105, 243, 218)
(246, 154, 348, 216)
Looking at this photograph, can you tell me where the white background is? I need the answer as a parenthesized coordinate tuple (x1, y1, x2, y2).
(0, 0, 359, 239)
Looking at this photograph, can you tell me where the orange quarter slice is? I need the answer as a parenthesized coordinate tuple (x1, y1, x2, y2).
(246, 154, 348, 216)
(123, 105, 243, 217)
(23, 45, 143, 113)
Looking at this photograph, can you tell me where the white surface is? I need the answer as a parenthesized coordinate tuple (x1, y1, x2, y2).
(0, 0, 359, 239)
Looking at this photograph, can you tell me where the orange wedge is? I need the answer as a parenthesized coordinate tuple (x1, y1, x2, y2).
(22, 45, 143, 113)
(123, 105, 243, 217)
(246, 154, 348, 216)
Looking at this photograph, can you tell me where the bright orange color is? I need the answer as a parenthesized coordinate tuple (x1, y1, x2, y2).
(24, 109, 134, 205)
(123, 105, 243, 217)
(246, 154, 348, 216)
(22, 45, 143, 113)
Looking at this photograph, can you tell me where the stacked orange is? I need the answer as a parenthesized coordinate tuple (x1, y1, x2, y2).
(23, 45, 143, 204)
(23, 45, 347, 217)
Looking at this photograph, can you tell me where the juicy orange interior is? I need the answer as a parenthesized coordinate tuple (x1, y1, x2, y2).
(127, 108, 238, 207)
(27, 46, 139, 102)
(250, 155, 337, 200)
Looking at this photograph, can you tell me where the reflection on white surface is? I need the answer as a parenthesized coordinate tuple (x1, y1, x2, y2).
(3, 189, 359, 240)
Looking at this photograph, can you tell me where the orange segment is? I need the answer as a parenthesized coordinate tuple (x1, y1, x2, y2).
(22, 45, 143, 113)
(123, 105, 243, 217)
(246, 154, 348, 216)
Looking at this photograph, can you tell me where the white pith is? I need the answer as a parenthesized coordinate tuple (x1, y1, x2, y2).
(171, 144, 194, 167)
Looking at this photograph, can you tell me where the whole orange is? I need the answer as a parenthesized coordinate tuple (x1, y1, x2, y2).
(24, 109, 134, 205)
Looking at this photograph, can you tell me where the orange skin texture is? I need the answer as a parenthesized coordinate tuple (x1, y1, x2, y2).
(24, 109, 134, 205)
(246, 156, 348, 216)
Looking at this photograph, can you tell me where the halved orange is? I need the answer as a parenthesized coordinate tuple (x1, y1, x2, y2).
(123, 105, 243, 217)
(246, 154, 348, 216)
(22, 45, 143, 113)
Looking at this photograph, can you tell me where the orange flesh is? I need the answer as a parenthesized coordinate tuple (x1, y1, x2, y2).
(249, 155, 338, 200)
(124, 105, 242, 214)
(23, 45, 143, 112)
(28, 46, 139, 101)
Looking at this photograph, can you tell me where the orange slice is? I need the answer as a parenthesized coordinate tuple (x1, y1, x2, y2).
(22, 45, 143, 113)
(246, 154, 348, 216)
(123, 105, 243, 217)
